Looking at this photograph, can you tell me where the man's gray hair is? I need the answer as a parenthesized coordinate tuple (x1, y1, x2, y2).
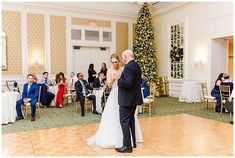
(123, 49, 134, 58)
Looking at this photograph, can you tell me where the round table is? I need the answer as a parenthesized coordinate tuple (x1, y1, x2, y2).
(179, 81, 203, 103)
(2, 91, 20, 124)
(93, 89, 104, 114)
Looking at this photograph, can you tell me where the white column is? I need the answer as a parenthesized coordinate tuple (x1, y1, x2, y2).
(44, 14, 51, 75)
(111, 20, 116, 54)
(128, 22, 133, 50)
(21, 11, 28, 77)
(66, 15, 72, 77)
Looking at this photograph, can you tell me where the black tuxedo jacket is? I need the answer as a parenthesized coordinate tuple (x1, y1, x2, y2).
(75, 80, 92, 101)
(93, 78, 103, 89)
(118, 60, 143, 106)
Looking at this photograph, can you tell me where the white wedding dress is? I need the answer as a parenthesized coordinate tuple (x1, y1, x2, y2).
(87, 74, 143, 148)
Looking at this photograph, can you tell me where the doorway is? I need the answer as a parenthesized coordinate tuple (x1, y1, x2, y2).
(210, 36, 233, 90)
(73, 46, 111, 80)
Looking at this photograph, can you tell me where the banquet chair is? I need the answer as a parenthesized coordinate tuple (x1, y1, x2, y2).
(103, 87, 111, 103)
(63, 93, 72, 106)
(74, 96, 92, 113)
(201, 83, 216, 111)
(6, 80, 20, 92)
(142, 83, 156, 117)
(219, 85, 231, 115)
(21, 85, 42, 119)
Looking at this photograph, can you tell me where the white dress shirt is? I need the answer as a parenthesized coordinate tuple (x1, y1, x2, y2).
(79, 80, 86, 96)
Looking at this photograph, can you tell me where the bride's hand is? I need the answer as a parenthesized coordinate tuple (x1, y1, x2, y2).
(113, 73, 120, 81)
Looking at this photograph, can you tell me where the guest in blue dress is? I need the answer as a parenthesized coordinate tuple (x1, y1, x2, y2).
(211, 73, 224, 112)
(141, 77, 150, 98)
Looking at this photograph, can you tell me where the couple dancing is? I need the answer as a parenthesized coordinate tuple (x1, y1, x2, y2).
(87, 50, 143, 153)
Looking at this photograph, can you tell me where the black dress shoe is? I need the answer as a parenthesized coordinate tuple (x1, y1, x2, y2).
(31, 116, 35, 121)
(81, 113, 85, 117)
(230, 121, 233, 124)
(16, 117, 24, 121)
(115, 146, 133, 153)
(133, 143, 137, 148)
(92, 111, 99, 115)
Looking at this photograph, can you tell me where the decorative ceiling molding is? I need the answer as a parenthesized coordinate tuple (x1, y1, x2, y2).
(2, 2, 138, 21)
(3, 2, 192, 20)
(152, 2, 190, 17)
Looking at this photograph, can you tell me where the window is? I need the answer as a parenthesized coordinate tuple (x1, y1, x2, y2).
(103, 31, 112, 41)
(85, 30, 99, 41)
(71, 29, 81, 40)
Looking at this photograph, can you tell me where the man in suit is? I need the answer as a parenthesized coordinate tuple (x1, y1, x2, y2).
(115, 50, 143, 153)
(38, 71, 55, 107)
(16, 74, 39, 121)
(93, 72, 105, 89)
(75, 73, 99, 116)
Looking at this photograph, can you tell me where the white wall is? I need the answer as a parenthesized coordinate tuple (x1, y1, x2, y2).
(1, 3, 136, 87)
(153, 2, 233, 97)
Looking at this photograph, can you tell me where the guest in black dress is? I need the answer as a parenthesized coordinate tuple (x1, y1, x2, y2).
(100, 63, 107, 81)
(211, 73, 224, 112)
(88, 64, 97, 87)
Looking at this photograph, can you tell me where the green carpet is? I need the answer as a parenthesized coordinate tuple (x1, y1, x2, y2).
(2, 97, 232, 134)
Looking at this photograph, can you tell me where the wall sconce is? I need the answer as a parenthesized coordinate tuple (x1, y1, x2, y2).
(33, 54, 40, 66)
(194, 48, 207, 66)
(89, 21, 96, 27)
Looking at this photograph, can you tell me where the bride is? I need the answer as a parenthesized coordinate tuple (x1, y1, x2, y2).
(87, 54, 143, 148)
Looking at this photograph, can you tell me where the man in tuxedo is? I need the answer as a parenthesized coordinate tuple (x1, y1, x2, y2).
(75, 73, 99, 116)
(93, 72, 105, 89)
(16, 74, 39, 121)
(38, 71, 55, 107)
(115, 50, 143, 153)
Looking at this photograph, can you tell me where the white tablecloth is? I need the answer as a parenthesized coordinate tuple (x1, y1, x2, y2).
(48, 86, 58, 106)
(179, 81, 203, 103)
(93, 89, 104, 114)
(2, 91, 20, 124)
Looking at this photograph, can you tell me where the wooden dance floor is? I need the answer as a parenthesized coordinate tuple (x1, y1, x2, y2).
(2, 114, 233, 156)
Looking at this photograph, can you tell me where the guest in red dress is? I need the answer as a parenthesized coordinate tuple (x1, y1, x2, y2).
(55, 72, 68, 108)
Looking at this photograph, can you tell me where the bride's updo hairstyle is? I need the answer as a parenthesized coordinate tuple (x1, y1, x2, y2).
(110, 53, 120, 62)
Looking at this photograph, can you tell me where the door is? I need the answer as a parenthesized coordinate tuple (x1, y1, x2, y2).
(73, 47, 110, 81)
(210, 38, 228, 90)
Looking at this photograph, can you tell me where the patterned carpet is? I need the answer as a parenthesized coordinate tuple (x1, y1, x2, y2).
(2, 97, 232, 134)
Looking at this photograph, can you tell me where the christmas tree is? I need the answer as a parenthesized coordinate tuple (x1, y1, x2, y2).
(133, 3, 158, 90)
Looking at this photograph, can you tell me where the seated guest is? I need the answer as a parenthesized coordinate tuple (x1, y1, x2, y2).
(93, 72, 105, 89)
(55, 72, 68, 108)
(221, 73, 233, 92)
(16, 74, 39, 121)
(211, 73, 224, 112)
(141, 76, 150, 98)
(68, 72, 77, 88)
(75, 73, 99, 116)
(38, 72, 55, 107)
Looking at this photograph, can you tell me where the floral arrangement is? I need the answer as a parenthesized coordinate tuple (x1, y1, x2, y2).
(170, 23, 184, 79)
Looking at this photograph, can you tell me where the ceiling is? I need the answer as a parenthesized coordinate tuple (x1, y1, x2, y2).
(4, 2, 187, 18)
